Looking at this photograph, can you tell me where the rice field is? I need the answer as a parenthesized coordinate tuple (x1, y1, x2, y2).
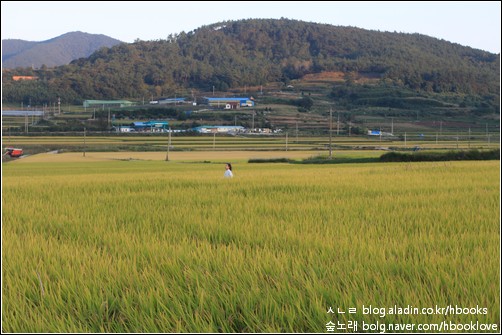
(2, 153, 500, 332)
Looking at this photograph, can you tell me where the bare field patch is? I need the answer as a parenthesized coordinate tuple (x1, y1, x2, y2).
(301, 71, 381, 83)
(14, 150, 322, 163)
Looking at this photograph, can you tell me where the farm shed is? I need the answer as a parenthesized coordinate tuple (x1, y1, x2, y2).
(83, 100, 134, 108)
(204, 97, 254, 108)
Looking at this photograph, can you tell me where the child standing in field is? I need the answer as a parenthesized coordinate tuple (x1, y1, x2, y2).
(224, 163, 233, 178)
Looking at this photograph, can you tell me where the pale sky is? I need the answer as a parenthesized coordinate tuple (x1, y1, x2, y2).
(1, 1, 501, 53)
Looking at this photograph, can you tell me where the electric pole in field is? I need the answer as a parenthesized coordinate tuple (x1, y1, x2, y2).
(83, 127, 86, 157)
(296, 121, 298, 143)
(165, 127, 171, 161)
(252, 111, 255, 132)
(337, 112, 340, 136)
(329, 108, 333, 158)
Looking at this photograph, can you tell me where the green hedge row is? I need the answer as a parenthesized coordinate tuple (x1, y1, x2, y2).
(379, 149, 500, 162)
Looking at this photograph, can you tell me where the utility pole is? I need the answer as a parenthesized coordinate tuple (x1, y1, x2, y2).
(213, 132, 216, 149)
(391, 117, 394, 135)
(329, 108, 333, 158)
(337, 112, 340, 136)
(165, 127, 171, 161)
(83, 127, 86, 157)
(58, 97, 61, 115)
(285, 132, 288, 151)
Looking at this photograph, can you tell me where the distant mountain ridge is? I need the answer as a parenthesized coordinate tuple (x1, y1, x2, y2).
(2, 31, 123, 68)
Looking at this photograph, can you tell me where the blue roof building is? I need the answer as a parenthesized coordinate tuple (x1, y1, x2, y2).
(132, 120, 169, 132)
(205, 97, 254, 108)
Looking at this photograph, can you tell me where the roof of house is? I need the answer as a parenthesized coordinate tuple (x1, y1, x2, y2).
(158, 98, 186, 102)
(193, 125, 245, 130)
(205, 97, 252, 101)
(83, 100, 133, 104)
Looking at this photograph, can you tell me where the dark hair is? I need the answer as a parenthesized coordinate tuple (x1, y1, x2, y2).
(226, 163, 232, 171)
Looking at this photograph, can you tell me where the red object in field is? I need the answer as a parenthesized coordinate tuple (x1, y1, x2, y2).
(4, 147, 23, 157)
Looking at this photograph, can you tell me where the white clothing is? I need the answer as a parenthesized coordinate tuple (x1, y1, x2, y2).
(224, 169, 233, 178)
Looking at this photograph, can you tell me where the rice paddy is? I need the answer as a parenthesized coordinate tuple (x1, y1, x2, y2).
(2, 148, 499, 332)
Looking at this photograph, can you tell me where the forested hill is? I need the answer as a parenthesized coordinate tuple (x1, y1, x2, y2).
(2, 19, 499, 104)
(2, 31, 123, 69)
